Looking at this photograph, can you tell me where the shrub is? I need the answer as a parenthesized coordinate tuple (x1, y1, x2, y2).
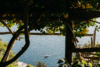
(35, 61, 48, 67)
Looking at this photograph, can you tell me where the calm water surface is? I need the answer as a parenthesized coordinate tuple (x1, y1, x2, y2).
(0, 26, 100, 67)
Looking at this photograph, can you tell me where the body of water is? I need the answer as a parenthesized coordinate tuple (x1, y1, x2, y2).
(0, 26, 100, 67)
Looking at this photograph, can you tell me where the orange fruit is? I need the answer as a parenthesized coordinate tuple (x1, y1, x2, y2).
(86, 4, 90, 8)
(17, 20, 21, 24)
(83, 31, 86, 34)
(50, 29, 52, 31)
(77, 3, 81, 7)
(84, 21, 86, 23)
(4, 20, 7, 22)
(30, 0, 33, 4)
(73, 25, 75, 27)
(64, 14, 68, 18)
(12, 14, 15, 17)
(5, 24, 8, 26)
(2, 14, 6, 17)
(79, 32, 81, 34)
(85, 29, 88, 32)
(28, 3, 31, 5)
(13, 18, 16, 21)
(88, 20, 91, 23)
(7, 14, 10, 16)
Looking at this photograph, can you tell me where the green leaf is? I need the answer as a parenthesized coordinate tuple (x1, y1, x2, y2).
(96, 64, 100, 67)
(72, 61, 78, 66)
(96, 25, 98, 27)
(59, 64, 63, 67)
(82, 60, 87, 64)
(97, 29, 99, 32)
(89, 62, 92, 67)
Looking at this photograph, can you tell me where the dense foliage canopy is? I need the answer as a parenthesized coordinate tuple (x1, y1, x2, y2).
(1, 0, 100, 66)
(0, 0, 100, 36)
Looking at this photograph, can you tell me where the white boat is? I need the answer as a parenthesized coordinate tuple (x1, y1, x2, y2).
(44, 55, 49, 58)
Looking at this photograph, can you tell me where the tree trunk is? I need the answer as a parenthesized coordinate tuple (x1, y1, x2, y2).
(0, 0, 30, 66)
(65, 21, 73, 65)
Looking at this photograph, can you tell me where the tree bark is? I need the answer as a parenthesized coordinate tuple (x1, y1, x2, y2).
(73, 48, 100, 52)
(65, 21, 74, 65)
(0, 0, 30, 66)
(1, 26, 24, 66)
(0, 20, 18, 63)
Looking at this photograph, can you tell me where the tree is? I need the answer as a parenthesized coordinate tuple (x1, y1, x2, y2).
(0, 38, 18, 67)
(0, 0, 100, 66)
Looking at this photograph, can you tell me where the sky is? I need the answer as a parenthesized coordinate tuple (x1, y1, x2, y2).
(96, 18, 100, 22)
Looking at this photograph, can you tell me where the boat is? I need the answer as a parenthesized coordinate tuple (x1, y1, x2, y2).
(44, 55, 49, 58)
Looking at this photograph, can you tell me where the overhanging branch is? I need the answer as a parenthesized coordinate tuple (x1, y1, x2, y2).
(0, 20, 13, 35)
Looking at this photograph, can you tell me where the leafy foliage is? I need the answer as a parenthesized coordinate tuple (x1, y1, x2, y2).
(74, 20, 96, 37)
(1, 0, 100, 66)
(35, 61, 48, 67)
(97, 64, 100, 67)
(0, 0, 99, 37)
(58, 58, 82, 67)
(0, 38, 18, 67)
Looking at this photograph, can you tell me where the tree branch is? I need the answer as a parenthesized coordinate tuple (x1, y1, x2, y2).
(0, 1, 30, 66)
(73, 48, 100, 52)
(0, 20, 13, 35)
(0, 26, 24, 65)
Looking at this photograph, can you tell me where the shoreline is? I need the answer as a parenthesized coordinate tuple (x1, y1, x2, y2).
(18, 61, 27, 67)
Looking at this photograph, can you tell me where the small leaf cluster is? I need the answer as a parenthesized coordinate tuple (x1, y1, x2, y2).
(74, 20, 96, 37)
